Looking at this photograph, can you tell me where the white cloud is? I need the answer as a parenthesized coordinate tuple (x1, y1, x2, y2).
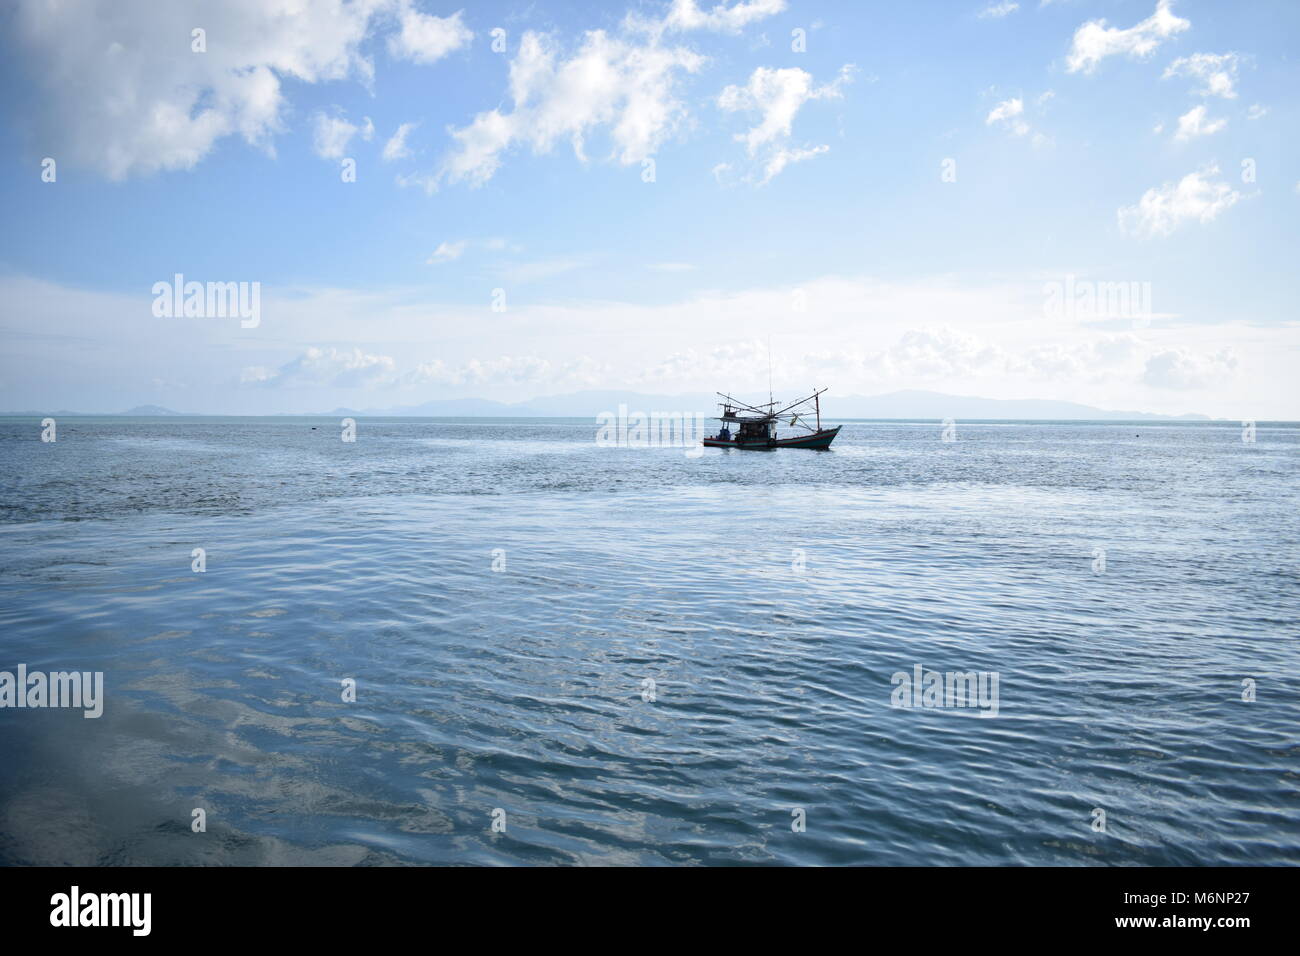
(427, 240, 468, 264)
(635, 339, 776, 385)
(439, 29, 707, 186)
(9, 272, 1295, 417)
(987, 92, 1054, 143)
(312, 111, 373, 159)
(386, 4, 471, 64)
(641, 328, 1009, 386)
(249, 347, 398, 388)
(720, 66, 853, 154)
(1008, 335, 1143, 380)
(1118, 165, 1241, 238)
(382, 121, 418, 161)
(1143, 348, 1238, 389)
(979, 2, 1020, 19)
(648, 262, 696, 272)
(986, 97, 1028, 136)
(434, 3, 793, 187)
(879, 327, 1005, 378)
(240, 366, 276, 385)
(1246, 103, 1267, 120)
(410, 355, 606, 388)
(1066, 0, 1190, 74)
(8, 0, 404, 180)
(631, 0, 788, 35)
(761, 145, 830, 182)
(1163, 52, 1241, 98)
(717, 65, 854, 182)
(501, 258, 589, 283)
(1173, 104, 1226, 141)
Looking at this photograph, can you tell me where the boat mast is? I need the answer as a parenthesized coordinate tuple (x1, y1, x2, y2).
(767, 336, 774, 411)
(815, 390, 821, 431)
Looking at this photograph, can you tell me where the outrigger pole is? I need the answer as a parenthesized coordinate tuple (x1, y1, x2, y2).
(767, 387, 828, 421)
(715, 392, 774, 417)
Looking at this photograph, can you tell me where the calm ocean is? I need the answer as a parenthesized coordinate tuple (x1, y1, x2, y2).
(1, 416, 1296, 865)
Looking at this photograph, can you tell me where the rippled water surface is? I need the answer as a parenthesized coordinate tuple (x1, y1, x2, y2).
(1, 417, 1297, 865)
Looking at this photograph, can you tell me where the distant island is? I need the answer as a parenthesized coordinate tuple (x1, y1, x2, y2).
(4, 390, 1221, 420)
(120, 404, 184, 416)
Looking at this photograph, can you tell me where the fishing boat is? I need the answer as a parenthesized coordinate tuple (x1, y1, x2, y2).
(702, 388, 841, 450)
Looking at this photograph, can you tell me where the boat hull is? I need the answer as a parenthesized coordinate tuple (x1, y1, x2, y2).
(703, 425, 841, 450)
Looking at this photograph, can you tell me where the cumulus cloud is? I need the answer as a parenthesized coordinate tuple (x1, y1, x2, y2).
(1173, 104, 1226, 141)
(5, 0, 442, 180)
(881, 328, 1005, 379)
(439, 30, 706, 186)
(1118, 165, 1241, 238)
(1142, 348, 1238, 389)
(435, 2, 787, 187)
(386, 5, 471, 64)
(247, 347, 398, 388)
(717, 65, 854, 183)
(1008, 335, 1143, 380)
(1066, 0, 1190, 75)
(1163, 52, 1241, 98)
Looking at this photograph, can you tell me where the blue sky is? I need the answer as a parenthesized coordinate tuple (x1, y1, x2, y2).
(1, 0, 1297, 416)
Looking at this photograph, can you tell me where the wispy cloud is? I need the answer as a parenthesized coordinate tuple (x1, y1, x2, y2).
(427, 240, 468, 264)
(1163, 52, 1242, 98)
(986, 97, 1028, 136)
(501, 258, 590, 283)
(1118, 165, 1241, 238)
(978, 2, 1020, 19)
(717, 64, 854, 183)
(382, 121, 418, 162)
(312, 111, 372, 160)
(1066, 0, 1189, 74)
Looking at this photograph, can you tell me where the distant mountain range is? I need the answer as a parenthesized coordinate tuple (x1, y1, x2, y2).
(4, 390, 1219, 420)
(2, 404, 186, 417)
